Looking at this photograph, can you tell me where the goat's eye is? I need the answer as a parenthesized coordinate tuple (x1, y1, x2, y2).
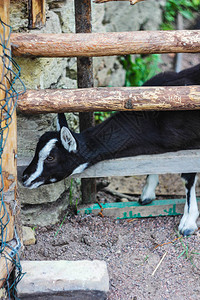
(45, 155, 54, 162)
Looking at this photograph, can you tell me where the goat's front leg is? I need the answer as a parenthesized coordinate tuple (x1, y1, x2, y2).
(179, 173, 199, 236)
(139, 174, 159, 205)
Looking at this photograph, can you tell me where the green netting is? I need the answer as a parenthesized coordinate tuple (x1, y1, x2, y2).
(0, 19, 25, 298)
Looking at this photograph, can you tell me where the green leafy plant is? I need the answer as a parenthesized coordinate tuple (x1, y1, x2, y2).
(94, 111, 115, 124)
(120, 54, 162, 87)
(161, 0, 200, 30)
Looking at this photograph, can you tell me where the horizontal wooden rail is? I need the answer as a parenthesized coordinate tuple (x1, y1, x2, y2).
(18, 149, 200, 178)
(17, 85, 200, 113)
(11, 30, 200, 57)
(76, 149, 200, 177)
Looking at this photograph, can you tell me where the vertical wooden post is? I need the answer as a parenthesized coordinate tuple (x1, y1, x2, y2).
(74, 0, 96, 204)
(28, 0, 46, 29)
(0, 0, 19, 288)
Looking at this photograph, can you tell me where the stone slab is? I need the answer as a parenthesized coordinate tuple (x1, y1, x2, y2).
(17, 260, 109, 299)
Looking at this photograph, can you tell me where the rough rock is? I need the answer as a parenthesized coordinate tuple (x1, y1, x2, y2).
(22, 226, 36, 246)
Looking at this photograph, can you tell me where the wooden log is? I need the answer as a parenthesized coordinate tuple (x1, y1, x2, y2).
(28, 0, 46, 29)
(11, 30, 200, 57)
(17, 85, 200, 114)
(74, 0, 96, 204)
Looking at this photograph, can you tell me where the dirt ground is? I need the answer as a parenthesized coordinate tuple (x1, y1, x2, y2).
(23, 207, 200, 300)
(23, 49, 200, 299)
(23, 173, 200, 300)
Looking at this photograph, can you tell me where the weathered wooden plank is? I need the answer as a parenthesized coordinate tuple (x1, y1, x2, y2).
(17, 85, 200, 114)
(78, 198, 200, 219)
(73, 150, 200, 178)
(18, 150, 200, 180)
(11, 30, 200, 57)
(28, 0, 46, 29)
(17, 150, 200, 178)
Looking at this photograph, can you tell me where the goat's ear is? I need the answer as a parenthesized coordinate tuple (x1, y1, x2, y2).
(60, 126, 77, 152)
(57, 113, 69, 131)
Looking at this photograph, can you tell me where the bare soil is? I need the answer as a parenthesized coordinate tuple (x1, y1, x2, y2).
(23, 52, 200, 299)
(23, 173, 200, 300)
(23, 212, 200, 300)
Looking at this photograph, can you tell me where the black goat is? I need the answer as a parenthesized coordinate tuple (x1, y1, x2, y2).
(23, 64, 200, 236)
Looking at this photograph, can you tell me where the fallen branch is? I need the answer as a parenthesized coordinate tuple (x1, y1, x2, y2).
(94, 0, 145, 5)
(103, 187, 138, 202)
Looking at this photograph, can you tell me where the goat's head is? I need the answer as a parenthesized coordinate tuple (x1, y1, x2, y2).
(22, 114, 87, 189)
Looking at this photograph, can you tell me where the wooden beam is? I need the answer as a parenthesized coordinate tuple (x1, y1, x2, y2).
(28, 0, 46, 29)
(11, 30, 200, 57)
(72, 150, 200, 178)
(0, 0, 15, 244)
(17, 149, 200, 177)
(17, 85, 200, 114)
(0, 0, 19, 289)
(74, 0, 96, 204)
(78, 198, 200, 219)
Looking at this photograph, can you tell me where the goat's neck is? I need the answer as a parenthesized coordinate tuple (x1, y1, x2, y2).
(79, 112, 139, 166)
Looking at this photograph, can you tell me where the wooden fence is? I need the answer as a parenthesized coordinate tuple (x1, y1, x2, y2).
(1, 0, 200, 291)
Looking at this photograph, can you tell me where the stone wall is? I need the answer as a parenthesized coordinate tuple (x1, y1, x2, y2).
(11, 0, 165, 226)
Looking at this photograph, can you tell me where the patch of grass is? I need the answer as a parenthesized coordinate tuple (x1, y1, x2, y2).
(54, 214, 67, 238)
(176, 231, 200, 270)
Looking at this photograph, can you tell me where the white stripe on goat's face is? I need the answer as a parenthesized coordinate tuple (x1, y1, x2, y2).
(23, 138, 58, 188)
(22, 129, 88, 189)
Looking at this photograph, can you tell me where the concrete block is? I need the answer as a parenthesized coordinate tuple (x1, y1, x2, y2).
(17, 260, 109, 300)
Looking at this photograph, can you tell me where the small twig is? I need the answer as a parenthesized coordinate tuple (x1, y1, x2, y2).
(96, 199, 104, 217)
(94, 0, 146, 5)
(152, 251, 167, 276)
(154, 236, 182, 250)
(103, 187, 138, 202)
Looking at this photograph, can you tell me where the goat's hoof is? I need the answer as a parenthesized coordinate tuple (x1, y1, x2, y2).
(139, 198, 153, 205)
(179, 225, 198, 236)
